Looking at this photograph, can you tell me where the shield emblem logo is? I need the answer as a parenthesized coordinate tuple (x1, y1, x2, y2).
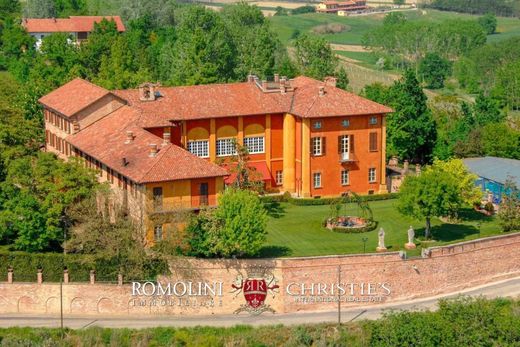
(243, 278, 267, 309)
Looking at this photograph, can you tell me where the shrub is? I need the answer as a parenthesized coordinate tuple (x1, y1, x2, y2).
(312, 23, 349, 35)
(0, 251, 168, 282)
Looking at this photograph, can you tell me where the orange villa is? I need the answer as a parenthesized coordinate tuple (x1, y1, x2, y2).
(39, 75, 392, 243)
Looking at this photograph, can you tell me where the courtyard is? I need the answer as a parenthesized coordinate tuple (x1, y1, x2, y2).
(261, 199, 503, 257)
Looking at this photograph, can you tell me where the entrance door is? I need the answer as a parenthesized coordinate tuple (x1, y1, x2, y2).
(199, 183, 209, 206)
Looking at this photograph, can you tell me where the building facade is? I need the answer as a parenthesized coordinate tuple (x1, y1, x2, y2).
(39, 75, 391, 243)
(22, 16, 125, 48)
(316, 0, 368, 14)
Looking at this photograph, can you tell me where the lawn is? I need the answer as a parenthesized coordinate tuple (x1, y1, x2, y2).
(260, 199, 504, 257)
(268, 10, 520, 46)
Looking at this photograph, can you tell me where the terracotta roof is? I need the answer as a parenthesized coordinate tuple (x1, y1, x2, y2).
(22, 16, 125, 33)
(112, 76, 391, 125)
(289, 76, 393, 118)
(67, 106, 228, 183)
(113, 82, 292, 127)
(39, 78, 113, 117)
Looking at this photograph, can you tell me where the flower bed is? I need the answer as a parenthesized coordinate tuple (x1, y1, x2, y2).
(325, 216, 378, 233)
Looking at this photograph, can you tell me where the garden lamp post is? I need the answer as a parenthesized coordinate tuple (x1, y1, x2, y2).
(477, 222, 481, 239)
(362, 237, 368, 253)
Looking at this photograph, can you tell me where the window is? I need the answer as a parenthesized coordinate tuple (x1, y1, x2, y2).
(244, 136, 265, 154)
(187, 140, 209, 158)
(153, 187, 163, 210)
(341, 170, 349, 186)
(369, 132, 378, 151)
(275, 170, 283, 185)
(216, 138, 236, 157)
(154, 225, 163, 242)
(368, 168, 377, 183)
(369, 116, 378, 125)
(313, 121, 322, 129)
(199, 183, 209, 206)
(312, 137, 325, 156)
(341, 119, 350, 127)
(313, 172, 322, 188)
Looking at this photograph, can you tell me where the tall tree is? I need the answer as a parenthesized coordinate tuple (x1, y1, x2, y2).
(294, 34, 336, 80)
(365, 70, 437, 163)
(24, 0, 56, 18)
(418, 53, 452, 89)
(160, 6, 236, 85)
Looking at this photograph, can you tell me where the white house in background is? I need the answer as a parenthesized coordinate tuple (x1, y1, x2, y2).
(22, 16, 125, 48)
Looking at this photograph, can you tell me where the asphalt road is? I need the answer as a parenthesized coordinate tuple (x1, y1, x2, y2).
(1, 276, 519, 329)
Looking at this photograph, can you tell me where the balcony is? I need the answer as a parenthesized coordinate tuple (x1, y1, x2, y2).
(339, 152, 358, 163)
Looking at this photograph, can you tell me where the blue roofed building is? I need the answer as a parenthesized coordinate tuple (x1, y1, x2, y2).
(463, 157, 520, 203)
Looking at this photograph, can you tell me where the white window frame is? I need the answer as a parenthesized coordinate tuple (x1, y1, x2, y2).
(341, 170, 349, 186)
(369, 168, 377, 183)
(187, 140, 209, 158)
(340, 135, 349, 153)
(275, 170, 283, 185)
(369, 116, 378, 125)
(154, 225, 163, 241)
(216, 138, 237, 157)
(313, 172, 322, 188)
(243, 136, 265, 154)
(312, 137, 322, 156)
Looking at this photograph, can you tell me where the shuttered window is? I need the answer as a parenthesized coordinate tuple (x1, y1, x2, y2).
(311, 137, 326, 156)
(369, 132, 378, 152)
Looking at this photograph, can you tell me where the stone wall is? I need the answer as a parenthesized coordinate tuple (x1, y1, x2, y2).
(0, 233, 519, 317)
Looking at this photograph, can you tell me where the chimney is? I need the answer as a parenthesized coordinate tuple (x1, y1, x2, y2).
(139, 83, 156, 101)
(280, 78, 286, 94)
(318, 86, 325, 97)
(415, 164, 421, 174)
(162, 132, 171, 146)
(121, 157, 128, 167)
(247, 74, 255, 82)
(274, 73, 280, 83)
(149, 143, 158, 157)
(261, 80, 268, 91)
(125, 130, 134, 144)
(403, 160, 409, 173)
(324, 76, 337, 87)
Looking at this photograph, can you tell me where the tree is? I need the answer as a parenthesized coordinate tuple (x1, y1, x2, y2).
(187, 188, 267, 258)
(160, 6, 236, 85)
(217, 140, 264, 192)
(0, 153, 98, 251)
(418, 53, 452, 89)
(398, 166, 462, 239)
(473, 93, 504, 126)
(335, 66, 349, 90)
(0, 0, 20, 19)
(383, 12, 406, 26)
(393, 0, 405, 5)
(481, 123, 520, 159)
(24, 0, 56, 18)
(221, 3, 280, 80)
(365, 70, 437, 163)
(477, 13, 497, 35)
(497, 179, 520, 232)
(430, 159, 482, 213)
(294, 34, 336, 80)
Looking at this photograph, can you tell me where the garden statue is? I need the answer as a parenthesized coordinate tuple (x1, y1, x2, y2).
(405, 226, 416, 249)
(376, 228, 387, 252)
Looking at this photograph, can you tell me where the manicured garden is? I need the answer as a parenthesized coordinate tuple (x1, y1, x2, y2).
(261, 198, 503, 257)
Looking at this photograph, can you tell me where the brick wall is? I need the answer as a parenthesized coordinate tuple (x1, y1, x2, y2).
(0, 233, 518, 317)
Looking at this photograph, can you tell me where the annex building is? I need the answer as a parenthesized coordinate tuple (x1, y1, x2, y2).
(39, 75, 391, 243)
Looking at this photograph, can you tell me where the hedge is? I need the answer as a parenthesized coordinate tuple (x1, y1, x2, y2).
(260, 192, 399, 206)
(0, 251, 169, 283)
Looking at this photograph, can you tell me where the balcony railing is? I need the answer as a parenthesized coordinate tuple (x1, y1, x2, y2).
(339, 152, 358, 163)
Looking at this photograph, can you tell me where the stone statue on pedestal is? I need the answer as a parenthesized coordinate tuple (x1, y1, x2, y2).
(376, 228, 387, 252)
(405, 225, 416, 249)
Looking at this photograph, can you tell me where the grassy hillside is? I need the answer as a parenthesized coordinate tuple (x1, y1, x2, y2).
(269, 9, 520, 46)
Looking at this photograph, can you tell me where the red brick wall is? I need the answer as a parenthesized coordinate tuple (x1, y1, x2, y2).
(1, 233, 518, 317)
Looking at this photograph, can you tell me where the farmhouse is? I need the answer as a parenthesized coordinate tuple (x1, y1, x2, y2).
(39, 75, 391, 243)
(316, 0, 368, 14)
(22, 16, 125, 48)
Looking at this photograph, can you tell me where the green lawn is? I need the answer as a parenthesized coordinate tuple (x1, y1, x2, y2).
(261, 199, 504, 257)
(269, 10, 520, 46)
